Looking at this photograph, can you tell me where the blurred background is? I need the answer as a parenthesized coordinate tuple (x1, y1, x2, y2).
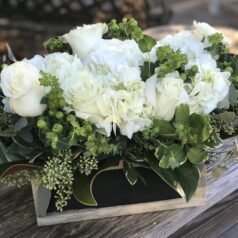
(0, 0, 238, 59)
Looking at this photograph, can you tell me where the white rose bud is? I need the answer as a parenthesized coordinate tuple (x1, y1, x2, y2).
(64, 23, 108, 59)
(0, 62, 46, 117)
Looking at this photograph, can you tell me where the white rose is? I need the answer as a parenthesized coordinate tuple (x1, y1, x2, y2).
(145, 72, 189, 121)
(193, 21, 230, 47)
(63, 69, 103, 120)
(189, 68, 231, 113)
(0, 62, 46, 117)
(64, 23, 108, 59)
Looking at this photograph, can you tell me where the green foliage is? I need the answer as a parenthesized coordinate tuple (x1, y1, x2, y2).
(77, 156, 99, 176)
(44, 36, 72, 54)
(137, 34, 157, 53)
(156, 45, 188, 78)
(107, 18, 143, 42)
(0, 168, 42, 188)
(158, 144, 187, 170)
(206, 33, 229, 57)
(187, 146, 208, 164)
(140, 61, 157, 81)
(42, 151, 74, 211)
(123, 161, 138, 185)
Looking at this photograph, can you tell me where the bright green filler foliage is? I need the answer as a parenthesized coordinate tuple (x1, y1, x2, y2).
(1, 18, 238, 211)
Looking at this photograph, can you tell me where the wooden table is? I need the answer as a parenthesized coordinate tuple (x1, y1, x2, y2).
(1, 26, 238, 238)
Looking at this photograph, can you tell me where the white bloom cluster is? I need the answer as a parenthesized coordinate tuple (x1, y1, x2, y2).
(145, 21, 231, 120)
(0, 21, 232, 138)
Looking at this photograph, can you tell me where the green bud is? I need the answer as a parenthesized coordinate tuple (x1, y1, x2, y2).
(191, 65, 198, 74)
(233, 75, 238, 83)
(111, 19, 117, 24)
(37, 119, 47, 129)
(55, 111, 64, 120)
(122, 18, 128, 23)
(46, 132, 56, 140)
(225, 67, 233, 74)
(49, 110, 55, 117)
(59, 99, 65, 107)
(52, 123, 63, 134)
(129, 19, 138, 27)
(67, 114, 76, 123)
(180, 73, 187, 81)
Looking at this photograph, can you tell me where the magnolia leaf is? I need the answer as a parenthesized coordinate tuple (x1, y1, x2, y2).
(175, 104, 190, 124)
(140, 61, 157, 81)
(211, 166, 227, 180)
(147, 155, 185, 198)
(159, 144, 187, 170)
(73, 158, 120, 206)
(0, 141, 8, 164)
(138, 34, 157, 53)
(174, 162, 200, 201)
(153, 120, 176, 138)
(123, 161, 138, 185)
(189, 114, 212, 143)
(187, 146, 208, 164)
(0, 161, 34, 178)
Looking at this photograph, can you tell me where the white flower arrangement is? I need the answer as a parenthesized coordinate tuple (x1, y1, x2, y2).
(0, 18, 237, 211)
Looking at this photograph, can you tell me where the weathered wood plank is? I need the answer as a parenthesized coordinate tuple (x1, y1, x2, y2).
(171, 190, 238, 238)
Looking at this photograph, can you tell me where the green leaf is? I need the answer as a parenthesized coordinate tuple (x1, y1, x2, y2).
(187, 146, 208, 164)
(140, 61, 157, 81)
(73, 158, 120, 206)
(0, 161, 35, 178)
(147, 155, 185, 198)
(153, 120, 176, 138)
(175, 104, 190, 124)
(174, 162, 200, 201)
(13, 118, 28, 132)
(123, 161, 138, 185)
(138, 34, 157, 53)
(159, 144, 187, 170)
(57, 134, 79, 150)
(0, 141, 8, 164)
(217, 111, 236, 124)
(189, 114, 212, 143)
(228, 84, 237, 106)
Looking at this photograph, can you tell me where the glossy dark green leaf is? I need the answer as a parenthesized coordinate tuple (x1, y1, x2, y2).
(13, 118, 28, 132)
(187, 146, 208, 164)
(123, 161, 138, 185)
(174, 162, 200, 201)
(73, 158, 120, 206)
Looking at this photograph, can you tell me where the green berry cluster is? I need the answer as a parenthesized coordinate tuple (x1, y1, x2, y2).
(77, 156, 99, 175)
(107, 18, 143, 41)
(156, 45, 188, 78)
(42, 151, 74, 212)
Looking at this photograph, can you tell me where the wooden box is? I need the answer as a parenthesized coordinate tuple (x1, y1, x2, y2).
(32, 165, 206, 226)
